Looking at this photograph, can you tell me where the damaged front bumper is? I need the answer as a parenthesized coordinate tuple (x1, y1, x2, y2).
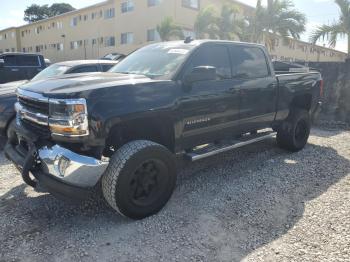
(4, 121, 109, 200)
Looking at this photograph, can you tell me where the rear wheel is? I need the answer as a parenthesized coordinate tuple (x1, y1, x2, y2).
(102, 140, 177, 220)
(277, 109, 311, 152)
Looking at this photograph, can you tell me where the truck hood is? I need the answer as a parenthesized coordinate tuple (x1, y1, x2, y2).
(19, 72, 156, 97)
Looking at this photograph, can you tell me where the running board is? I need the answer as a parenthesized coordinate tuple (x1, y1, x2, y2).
(185, 131, 277, 162)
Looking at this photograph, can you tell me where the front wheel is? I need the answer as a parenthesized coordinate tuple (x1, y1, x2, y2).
(277, 109, 311, 152)
(102, 140, 177, 220)
(6, 119, 18, 144)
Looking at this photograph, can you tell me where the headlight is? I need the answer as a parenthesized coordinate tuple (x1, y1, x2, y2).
(48, 98, 89, 137)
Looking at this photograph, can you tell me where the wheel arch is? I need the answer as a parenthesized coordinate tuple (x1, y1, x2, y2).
(290, 93, 313, 112)
(104, 116, 176, 155)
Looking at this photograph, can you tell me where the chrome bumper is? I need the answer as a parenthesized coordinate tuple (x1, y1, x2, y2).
(38, 145, 109, 188)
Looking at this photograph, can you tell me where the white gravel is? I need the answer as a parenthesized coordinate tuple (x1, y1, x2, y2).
(0, 127, 349, 262)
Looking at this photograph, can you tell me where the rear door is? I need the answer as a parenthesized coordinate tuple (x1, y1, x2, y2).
(229, 45, 278, 132)
(179, 44, 240, 149)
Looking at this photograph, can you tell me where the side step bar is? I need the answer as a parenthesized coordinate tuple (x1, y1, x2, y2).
(185, 131, 277, 162)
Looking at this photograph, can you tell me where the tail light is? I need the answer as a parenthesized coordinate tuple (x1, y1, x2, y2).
(319, 79, 324, 98)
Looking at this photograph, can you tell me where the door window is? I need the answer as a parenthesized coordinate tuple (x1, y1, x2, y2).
(3, 55, 17, 66)
(230, 46, 269, 79)
(101, 64, 115, 72)
(185, 45, 232, 80)
(69, 65, 99, 73)
(18, 55, 40, 67)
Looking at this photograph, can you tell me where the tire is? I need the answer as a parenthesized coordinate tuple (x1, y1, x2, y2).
(102, 140, 177, 220)
(277, 109, 311, 152)
(6, 119, 18, 144)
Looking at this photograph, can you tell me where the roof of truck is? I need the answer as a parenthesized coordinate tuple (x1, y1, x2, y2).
(0, 52, 44, 56)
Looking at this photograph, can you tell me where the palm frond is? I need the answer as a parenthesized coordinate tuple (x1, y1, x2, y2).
(310, 22, 345, 47)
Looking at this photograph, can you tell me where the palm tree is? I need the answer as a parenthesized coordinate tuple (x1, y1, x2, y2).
(194, 4, 246, 41)
(310, 0, 350, 57)
(217, 3, 246, 41)
(250, 0, 307, 50)
(194, 6, 219, 39)
(156, 17, 184, 41)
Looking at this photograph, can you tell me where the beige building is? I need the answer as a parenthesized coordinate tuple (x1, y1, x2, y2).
(0, 0, 347, 63)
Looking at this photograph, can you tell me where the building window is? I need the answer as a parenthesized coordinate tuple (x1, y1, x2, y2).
(57, 22, 63, 29)
(84, 14, 88, 21)
(35, 45, 43, 52)
(70, 41, 79, 49)
(148, 0, 161, 7)
(121, 32, 134, 44)
(147, 29, 160, 42)
(105, 8, 115, 19)
(11, 48, 15, 52)
(4, 34, 7, 39)
(105, 36, 116, 47)
(11, 32, 15, 38)
(71, 17, 78, 27)
(121, 1, 134, 13)
(182, 0, 199, 9)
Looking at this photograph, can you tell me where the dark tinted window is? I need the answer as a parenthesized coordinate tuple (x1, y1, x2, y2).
(18, 55, 40, 66)
(101, 64, 114, 72)
(3, 55, 17, 66)
(69, 65, 99, 73)
(186, 45, 231, 79)
(230, 46, 269, 79)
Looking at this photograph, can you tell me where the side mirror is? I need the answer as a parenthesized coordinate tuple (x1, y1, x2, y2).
(0, 59, 4, 68)
(183, 66, 216, 86)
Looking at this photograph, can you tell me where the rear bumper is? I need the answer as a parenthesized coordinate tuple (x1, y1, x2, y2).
(4, 120, 109, 201)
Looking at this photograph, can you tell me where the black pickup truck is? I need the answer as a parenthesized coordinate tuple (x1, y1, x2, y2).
(0, 53, 47, 84)
(5, 40, 322, 219)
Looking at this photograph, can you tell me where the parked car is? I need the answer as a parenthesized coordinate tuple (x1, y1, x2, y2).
(0, 53, 47, 84)
(5, 40, 322, 220)
(101, 53, 126, 61)
(0, 59, 119, 138)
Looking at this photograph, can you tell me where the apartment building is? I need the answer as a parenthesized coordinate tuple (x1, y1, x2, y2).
(0, 27, 20, 53)
(0, 0, 347, 63)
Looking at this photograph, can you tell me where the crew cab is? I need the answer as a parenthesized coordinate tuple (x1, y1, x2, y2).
(0, 53, 47, 84)
(0, 60, 119, 138)
(5, 40, 323, 219)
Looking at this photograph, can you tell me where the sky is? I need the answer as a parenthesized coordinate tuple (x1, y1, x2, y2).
(0, 0, 347, 53)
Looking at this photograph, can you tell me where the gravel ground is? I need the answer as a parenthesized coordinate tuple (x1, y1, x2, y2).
(0, 127, 349, 262)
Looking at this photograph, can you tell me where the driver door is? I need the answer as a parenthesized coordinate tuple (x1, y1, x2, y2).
(178, 44, 240, 150)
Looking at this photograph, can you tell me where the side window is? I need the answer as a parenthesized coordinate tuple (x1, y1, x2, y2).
(69, 65, 99, 74)
(18, 55, 40, 67)
(3, 55, 17, 66)
(230, 46, 269, 79)
(186, 45, 231, 80)
(101, 64, 115, 72)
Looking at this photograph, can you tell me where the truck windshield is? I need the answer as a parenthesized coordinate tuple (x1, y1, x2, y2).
(32, 64, 70, 81)
(109, 43, 194, 79)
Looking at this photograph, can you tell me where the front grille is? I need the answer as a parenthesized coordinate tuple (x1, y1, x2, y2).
(21, 119, 50, 137)
(18, 96, 49, 115)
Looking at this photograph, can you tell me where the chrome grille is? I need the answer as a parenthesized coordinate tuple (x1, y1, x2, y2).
(18, 96, 49, 115)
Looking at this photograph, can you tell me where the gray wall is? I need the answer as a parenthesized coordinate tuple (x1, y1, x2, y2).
(306, 61, 350, 124)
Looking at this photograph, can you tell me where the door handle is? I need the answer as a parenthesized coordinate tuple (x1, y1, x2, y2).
(11, 68, 19, 72)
